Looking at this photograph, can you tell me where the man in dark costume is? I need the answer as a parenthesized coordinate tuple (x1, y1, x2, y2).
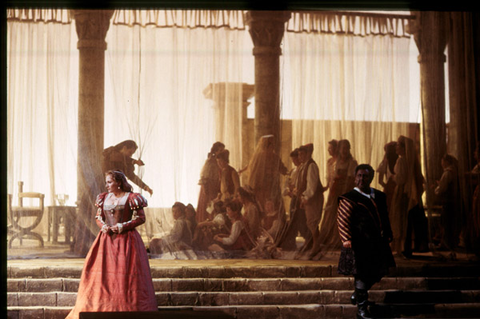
(337, 164, 396, 319)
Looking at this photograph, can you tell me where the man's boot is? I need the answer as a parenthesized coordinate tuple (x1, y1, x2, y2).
(356, 289, 373, 319)
(350, 291, 357, 305)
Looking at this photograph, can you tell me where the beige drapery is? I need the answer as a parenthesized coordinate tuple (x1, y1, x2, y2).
(7, 8, 424, 259)
(282, 28, 420, 191)
(104, 22, 252, 240)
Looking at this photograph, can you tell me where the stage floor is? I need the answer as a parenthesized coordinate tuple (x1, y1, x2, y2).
(7, 238, 480, 269)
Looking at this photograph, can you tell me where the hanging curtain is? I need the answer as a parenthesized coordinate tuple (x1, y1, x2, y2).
(7, 8, 428, 260)
(7, 19, 79, 239)
(447, 12, 480, 254)
(283, 16, 419, 188)
(104, 13, 252, 243)
(279, 14, 420, 257)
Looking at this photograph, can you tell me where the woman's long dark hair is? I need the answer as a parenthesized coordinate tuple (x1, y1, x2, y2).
(106, 170, 133, 192)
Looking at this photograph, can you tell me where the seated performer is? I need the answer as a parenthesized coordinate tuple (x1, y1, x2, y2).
(149, 202, 193, 255)
(192, 200, 230, 251)
(262, 198, 285, 240)
(216, 149, 241, 202)
(238, 186, 263, 241)
(185, 203, 198, 236)
(210, 199, 255, 256)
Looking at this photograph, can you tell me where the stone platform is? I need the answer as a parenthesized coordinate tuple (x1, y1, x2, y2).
(6, 253, 480, 319)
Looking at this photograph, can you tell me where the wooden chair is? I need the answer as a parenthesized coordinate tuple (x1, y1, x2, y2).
(8, 181, 45, 248)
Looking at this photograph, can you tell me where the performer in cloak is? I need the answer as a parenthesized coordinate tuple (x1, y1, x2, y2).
(196, 142, 225, 222)
(241, 135, 288, 216)
(337, 164, 395, 319)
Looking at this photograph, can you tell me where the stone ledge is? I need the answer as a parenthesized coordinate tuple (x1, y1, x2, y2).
(11, 276, 477, 293)
(10, 290, 480, 308)
(8, 262, 480, 279)
(7, 303, 480, 319)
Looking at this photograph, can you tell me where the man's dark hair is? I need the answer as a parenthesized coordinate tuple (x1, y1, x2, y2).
(355, 164, 375, 177)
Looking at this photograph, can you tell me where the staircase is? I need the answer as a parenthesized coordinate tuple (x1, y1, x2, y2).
(6, 258, 480, 319)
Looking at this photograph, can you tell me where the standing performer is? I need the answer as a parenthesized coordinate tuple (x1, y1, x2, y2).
(196, 142, 225, 222)
(296, 143, 324, 256)
(102, 140, 153, 195)
(337, 164, 395, 319)
(66, 170, 157, 318)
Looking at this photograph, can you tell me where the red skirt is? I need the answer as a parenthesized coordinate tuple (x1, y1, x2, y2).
(66, 230, 158, 318)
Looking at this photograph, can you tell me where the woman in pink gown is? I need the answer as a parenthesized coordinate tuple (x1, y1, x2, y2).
(66, 170, 157, 318)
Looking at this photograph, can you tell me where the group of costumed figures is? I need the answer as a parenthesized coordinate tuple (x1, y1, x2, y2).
(145, 134, 478, 262)
(92, 137, 480, 262)
(65, 137, 480, 319)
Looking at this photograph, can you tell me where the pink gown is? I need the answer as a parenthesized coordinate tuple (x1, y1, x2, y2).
(66, 192, 157, 318)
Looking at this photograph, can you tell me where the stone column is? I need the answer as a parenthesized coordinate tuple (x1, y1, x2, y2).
(72, 9, 114, 255)
(246, 11, 291, 153)
(203, 82, 255, 171)
(409, 12, 448, 207)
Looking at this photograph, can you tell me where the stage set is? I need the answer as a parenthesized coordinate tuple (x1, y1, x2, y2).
(6, 4, 480, 319)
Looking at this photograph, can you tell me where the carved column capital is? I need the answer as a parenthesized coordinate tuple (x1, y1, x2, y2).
(72, 10, 114, 50)
(246, 11, 291, 56)
(408, 11, 449, 61)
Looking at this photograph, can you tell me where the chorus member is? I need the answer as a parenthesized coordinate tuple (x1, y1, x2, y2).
(296, 143, 324, 254)
(390, 135, 426, 257)
(318, 139, 357, 249)
(276, 148, 309, 251)
(376, 141, 398, 210)
(242, 135, 288, 214)
(149, 202, 193, 255)
(324, 139, 338, 193)
(210, 200, 254, 255)
(434, 154, 460, 255)
(196, 142, 225, 222)
(238, 186, 263, 241)
(102, 140, 153, 195)
(216, 149, 240, 202)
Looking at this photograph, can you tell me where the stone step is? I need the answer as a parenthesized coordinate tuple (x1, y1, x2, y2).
(8, 277, 480, 293)
(9, 290, 480, 308)
(7, 303, 480, 319)
(7, 262, 480, 279)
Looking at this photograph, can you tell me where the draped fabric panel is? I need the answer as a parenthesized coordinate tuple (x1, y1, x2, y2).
(7, 9, 428, 259)
(104, 23, 252, 241)
(7, 21, 79, 234)
(286, 11, 413, 37)
(283, 31, 420, 187)
(111, 9, 246, 29)
(7, 8, 73, 24)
